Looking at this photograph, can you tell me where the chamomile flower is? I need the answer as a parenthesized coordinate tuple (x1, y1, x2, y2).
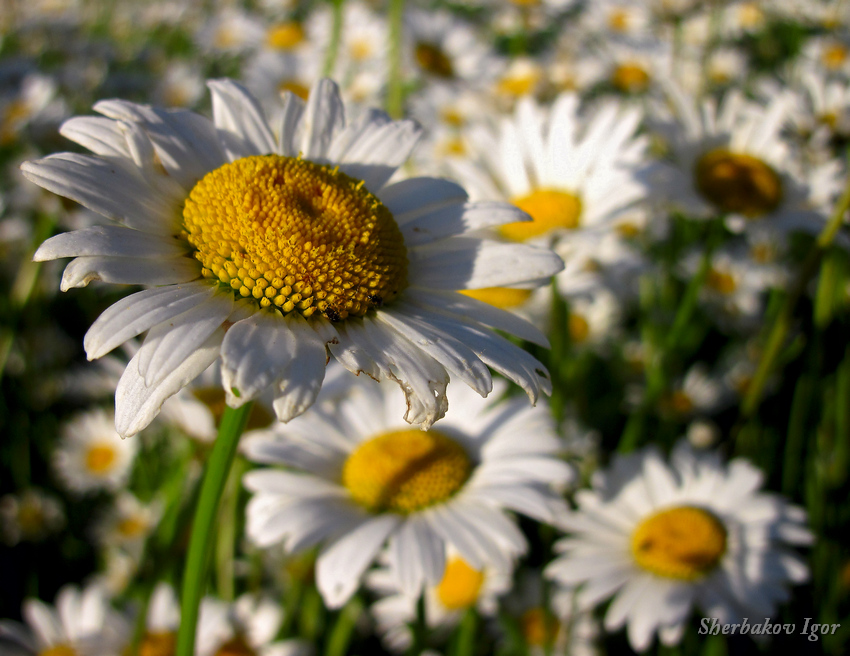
(545, 442, 812, 652)
(23, 78, 562, 437)
(368, 548, 513, 652)
(134, 582, 180, 654)
(0, 583, 130, 656)
(658, 363, 727, 419)
(195, 8, 265, 55)
(53, 408, 138, 494)
(0, 488, 65, 546)
(243, 372, 572, 609)
(91, 492, 162, 556)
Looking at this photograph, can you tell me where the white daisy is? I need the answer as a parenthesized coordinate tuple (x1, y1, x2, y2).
(194, 8, 265, 55)
(545, 442, 812, 652)
(368, 547, 513, 653)
(91, 491, 162, 556)
(0, 487, 65, 546)
(53, 408, 138, 494)
(0, 583, 130, 656)
(23, 78, 563, 437)
(133, 582, 180, 654)
(243, 371, 573, 609)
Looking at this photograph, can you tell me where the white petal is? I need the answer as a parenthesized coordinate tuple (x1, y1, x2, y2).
(59, 116, 131, 158)
(137, 293, 234, 387)
(60, 255, 200, 291)
(300, 79, 345, 160)
(316, 514, 400, 609)
(115, 330, 222, 437)
(84, 283, 214, 360)
(277, 93, 305, 156)
(399, 201, 529, 247)
(208, 79, 277, 160)
(34, 226, 187, 261)
(377, 177, 468, 219)
(272, 314, 329, 421)
(388, 515, 445, 595)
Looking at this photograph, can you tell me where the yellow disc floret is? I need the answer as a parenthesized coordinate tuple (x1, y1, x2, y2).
(611, 63, 651, 93)
(436, 558, 485, 610)
(415, 42, 454, 78)
(694, 148, 782, 218)
(39, 647, 77, 656)
(521, 607, 560, 647)
(182, 155, 408, 322)
(85, 444, 117, 474)
(631, 506, 727, 580)
(137, 632, 176, 656)
(215, 636, 256, 656)
(266, 22, 305, 51)
(342, 429, 471, 514)
(503, 189, 583, 242)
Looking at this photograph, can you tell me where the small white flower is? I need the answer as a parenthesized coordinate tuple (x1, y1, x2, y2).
(0, 488, 65, 545)
(546, 442, 812, 652)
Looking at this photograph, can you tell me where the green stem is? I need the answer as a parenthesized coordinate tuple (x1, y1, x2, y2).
(742, 174, 850, 417)
(324, 596, 363, 656)
(386, 0, 405, 119)
(215, 456, 246, 601)
(175, 403, 253, 656)
(454, 608, 478, 656)
(322, 0, 345, 78)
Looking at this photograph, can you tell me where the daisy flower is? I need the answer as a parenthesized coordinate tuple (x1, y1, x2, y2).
(243, 371, 573, 609)
(53, 408, 138, 494)
(91, 491, 162, 556)
(23, 78, 562, 437)
(368, 547, 513, 653)
(545, 442, 812, 652)
(0, 487, 65, 546)
(0, 583, 130, 656)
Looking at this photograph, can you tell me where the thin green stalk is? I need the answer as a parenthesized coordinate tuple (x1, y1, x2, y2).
(386, 0, 405, 119)
(216, 456, 247, 601)
(176, 403, 253, 656)
(782, 374, 813, 496)
(742, 174, 850, 417)
(324, 596, 363, 656)
(408, 593, 427, 656)
(322, 0, 345, 78)
(453, 608, 478, 656)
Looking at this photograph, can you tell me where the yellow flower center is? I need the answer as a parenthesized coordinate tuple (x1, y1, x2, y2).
(17, 501, 46, 535)
(266, 22, 305, 50)
(459, 287, 532, 309)
(631, 506, 727, 580)
(117, 516, 149, 538)
(182, 155, 408, 322)
(342, 429, 471, 514)
(191, 387, 274, 431)
(39, 647, 77, 656)
(415, 42, 454, 78)
(608, 9, 631, 32)
(611, 63, 651, 93)
(85, 444, 117, 474)
(350, 39, 373, 61)
(213, 27, 238, 50)
(737, 3, 764, 28)
(694, 148, 782, 218)
(521, 607, 560, 647)
(1, 99, 30, 143)
(440, 136, 467, 157)
(277, 80, 310, 101)
(137, 632, 176, 656)
(495, 70, 542, 98)
(502, 189, 583, 241)
(215, 636, 256, 656)
(662, 390, 694, 415)
(706, 268, 737, 295)
(436, 558, 485, 610)
(568, 313, 590, 343)
(822, 43, 848, 70)
(510, 0, 540, 6)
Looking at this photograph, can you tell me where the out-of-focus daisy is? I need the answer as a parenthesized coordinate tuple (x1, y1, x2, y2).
(491, 57, 547, 110)
(545, 442, 812, 652)
(565, 291, 622, 351)
(502, 572, 598, 656)
(720, 1, 767, 37)
(53, 409, 138, 494)
(368, 547, 513, 652)
(91, 491, 162, 556)
(0, 487, 65, 546)
(802, 34, 850, 77)
(0, 583, 130, 655)
(134, 582, 180, 655)
(195, 7, 264, 55)
(197, 594, 310, 656)
(580, 0, 651, 42)
(787, 66, 850, 143)
(23, 78, 562, 437)
(654, 85, 837, 237)
(152, 61, 205, 109)
(243, 373, 572, 609)
(597, 39, 673, 96)
(243, 50, 321, 113)
(0, 72, 66, 145)
(658, 363, 727, 419)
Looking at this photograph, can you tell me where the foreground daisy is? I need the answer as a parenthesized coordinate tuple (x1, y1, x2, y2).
(545, 442, 812, 652)
(23, 78, 562, 437)
(243, 371, 573, 609)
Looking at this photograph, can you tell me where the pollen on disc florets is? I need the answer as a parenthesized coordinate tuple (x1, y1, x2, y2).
(630, 505, 727, 580)
(342, 429, 472, 514)
(182, 155, 408, 322)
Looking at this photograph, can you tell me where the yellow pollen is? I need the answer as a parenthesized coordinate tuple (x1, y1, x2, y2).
(612, 63, 651, 93)
(182, 155, 408, 322)
(137, 632, 176, 656)
(608, 9, 631, 32)
(521, 607, 560, 647)
(191, 387, 274, 431)
(631, 506, 727, 580)
(503, 189, 583, 241)
(568, 313, 590, 343)
(277, 80, 310, 101)
(85, 444, 117, 474)
(706, 268, 737, 295)
(266, 22, 305, 51)
(436, 558, 485, 610)
(459, 287, 532, 309)
(214, 635, 256, 656)
(822, 44, 848, 70)
(39, 647, 77, 656)
(694, 148, 782, 218)
(415, 42, 454, 78)
(342, 429, 471, 514)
